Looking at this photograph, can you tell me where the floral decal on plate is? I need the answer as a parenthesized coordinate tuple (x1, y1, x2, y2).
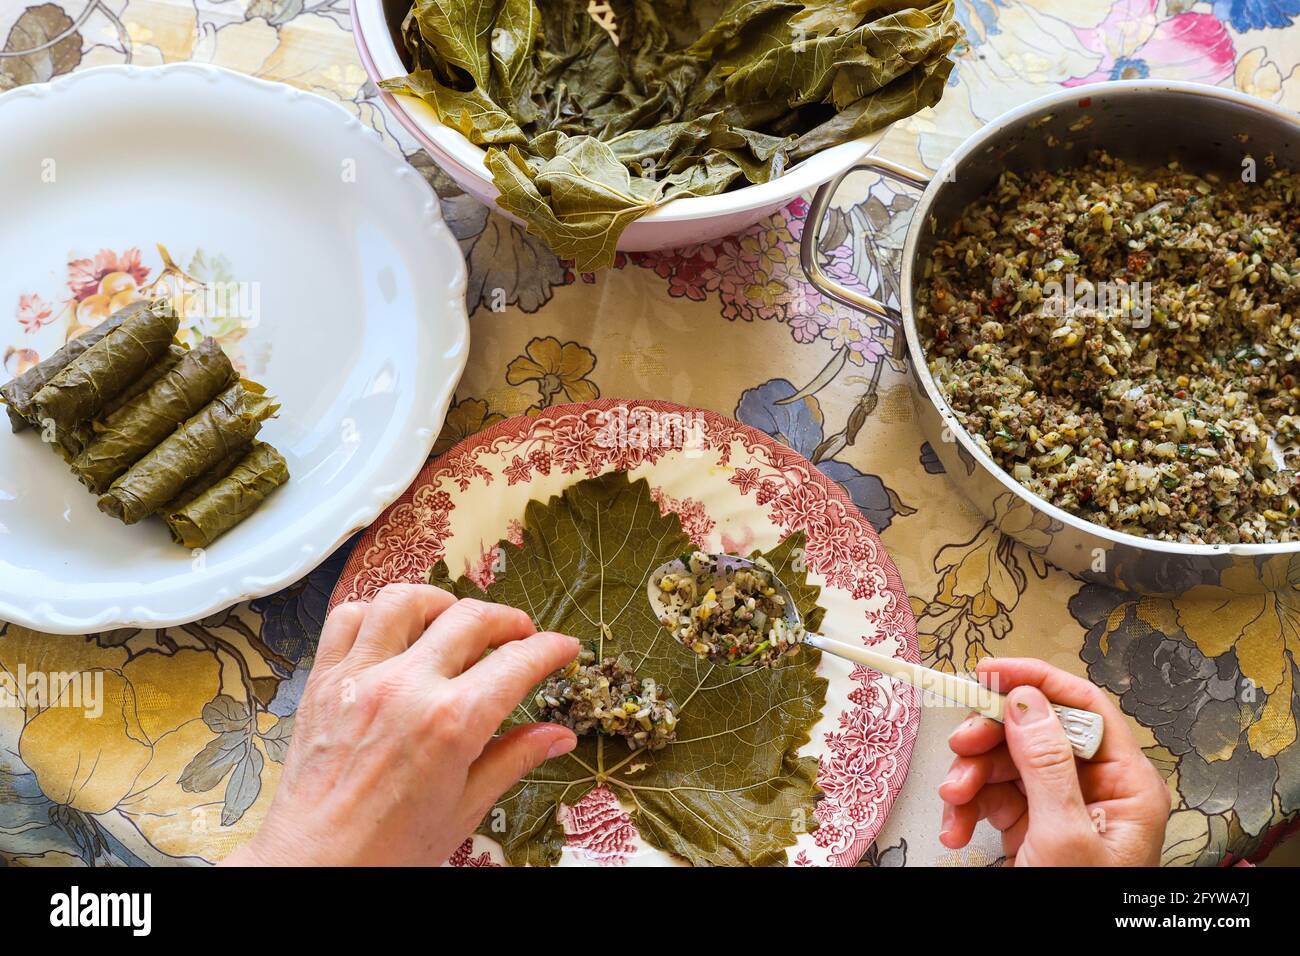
(649, 487, 716, 548)
(555, 786, 638, 865)
(331, 400, 920, 866)
(5, 243, 258, 378)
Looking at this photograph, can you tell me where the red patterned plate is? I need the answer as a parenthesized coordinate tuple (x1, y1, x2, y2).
(329, 400, 920, 866)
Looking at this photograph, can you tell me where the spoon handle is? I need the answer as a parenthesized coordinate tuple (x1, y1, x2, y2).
(804, 634, 1104, 759)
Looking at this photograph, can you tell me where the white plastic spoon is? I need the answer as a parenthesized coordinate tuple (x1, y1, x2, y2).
(647, 553, 1104, 759)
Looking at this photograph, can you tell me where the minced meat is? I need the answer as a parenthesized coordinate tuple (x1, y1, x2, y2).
(918, 151, 1300, 544)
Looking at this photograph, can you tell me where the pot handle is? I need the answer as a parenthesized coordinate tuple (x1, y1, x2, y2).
(800, 157, 932, 360)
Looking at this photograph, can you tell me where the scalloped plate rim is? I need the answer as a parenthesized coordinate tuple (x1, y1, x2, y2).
(0, 63, 470, 634)
(328, 398, 921, 867)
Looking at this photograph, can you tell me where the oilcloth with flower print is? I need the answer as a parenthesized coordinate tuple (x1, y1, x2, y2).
(2, 0, 1300, 867)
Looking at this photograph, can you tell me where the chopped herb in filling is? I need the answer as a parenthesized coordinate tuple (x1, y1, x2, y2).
(919, 151, 1300, 544)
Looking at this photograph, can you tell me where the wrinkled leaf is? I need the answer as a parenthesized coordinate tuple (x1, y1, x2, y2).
(383, 69, 527, 145)
(387, 0, 959, 268)
(435, 471, 827, 866)
(487, 136, 663, 271)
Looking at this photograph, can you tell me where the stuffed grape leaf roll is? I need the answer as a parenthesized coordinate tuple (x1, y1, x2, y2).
(164, 441, 289, 548)
(97, 382, 278, 524)
(27, 298, 180, 434)
(59, 345, 188, 462)
(162, 444, 251, 513)
(0, 299, 150, 431)
(71, 338, 238, 493)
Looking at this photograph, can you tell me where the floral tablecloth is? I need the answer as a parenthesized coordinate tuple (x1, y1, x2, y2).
(2, 0, 1299, 867)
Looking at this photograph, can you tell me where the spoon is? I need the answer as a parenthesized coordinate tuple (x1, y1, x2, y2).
(648, 553, 1104, 759)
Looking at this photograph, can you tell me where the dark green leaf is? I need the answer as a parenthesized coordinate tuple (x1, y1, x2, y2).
(386, 0, 960, 268)
(71, 337, 238, 494)
(97, 382, 278, 525)
(28, 299, 179, 434)
(164, 441, 290, 548)
(437, 471, 827, 866)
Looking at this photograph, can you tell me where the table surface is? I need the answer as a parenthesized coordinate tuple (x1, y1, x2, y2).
(2, 0, 1299, 867)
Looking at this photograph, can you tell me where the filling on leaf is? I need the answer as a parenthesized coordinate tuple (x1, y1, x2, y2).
(434, 471, 828, 867)
(535, 648, 678, 750)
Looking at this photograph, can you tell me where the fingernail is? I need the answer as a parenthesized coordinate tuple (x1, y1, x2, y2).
(547, 736, 576, 759)
(1007, 687, 1050, 726)
(940, 802, 955, 831)
(941, 764, 964, 789)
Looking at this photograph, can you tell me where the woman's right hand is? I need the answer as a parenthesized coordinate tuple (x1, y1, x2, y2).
(938, 657, 1171, 866)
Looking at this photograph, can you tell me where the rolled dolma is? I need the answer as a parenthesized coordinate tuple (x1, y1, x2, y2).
(27, 298, 179, 434)
(60, 345, 188, 461)
(99, 344, 190, 419)
(164, 442, 289, 548)
(161, 443, 251, 513)
(0, 299, 150, 431)
(71, 338, 238, 493)
(97, 382, 278, 525)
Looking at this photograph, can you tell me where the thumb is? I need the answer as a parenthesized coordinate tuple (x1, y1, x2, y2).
(464, 723, 578, 813)
(1004, 686, 1093, 837)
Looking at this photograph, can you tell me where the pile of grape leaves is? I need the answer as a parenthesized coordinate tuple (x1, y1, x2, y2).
(430, 471, 829, 866)
(384, 0, 961, 270)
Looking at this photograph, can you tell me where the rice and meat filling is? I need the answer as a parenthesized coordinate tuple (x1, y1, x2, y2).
(657, 552, 806, 667)
(534, 649, 678, 750)
(919, 151, 1300, 544)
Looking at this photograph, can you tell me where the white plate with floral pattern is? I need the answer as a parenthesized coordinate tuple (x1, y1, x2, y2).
(330, 400, 920, 866)
(0, 64, 468, 634)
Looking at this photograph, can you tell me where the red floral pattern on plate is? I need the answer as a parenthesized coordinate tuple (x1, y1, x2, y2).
(556, 786, 638, 865)
(331, 400, 920, 866)
(649, 487, 716, 548)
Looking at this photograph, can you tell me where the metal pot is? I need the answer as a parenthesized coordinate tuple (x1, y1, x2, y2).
(801, 81, 1300, 595)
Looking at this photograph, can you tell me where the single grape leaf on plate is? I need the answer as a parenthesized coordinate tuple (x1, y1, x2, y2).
(430, 470, 828, 866)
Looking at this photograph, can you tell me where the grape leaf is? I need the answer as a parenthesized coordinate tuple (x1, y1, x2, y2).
(383, 0, 960, 270)
(431, 471, 827, 866)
